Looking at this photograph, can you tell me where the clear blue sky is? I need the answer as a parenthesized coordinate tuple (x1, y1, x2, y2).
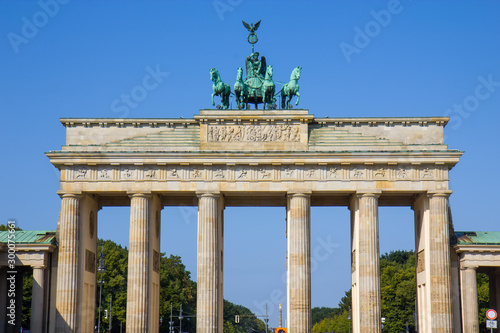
(1, 0, 500, 328)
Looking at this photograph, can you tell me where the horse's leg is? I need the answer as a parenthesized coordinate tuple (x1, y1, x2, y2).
(212, 90, 215, 106)
(281, 87, 286, 109)
(295, 91, 300, 106)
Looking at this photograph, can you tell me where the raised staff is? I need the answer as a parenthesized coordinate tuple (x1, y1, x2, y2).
(242, 20, 261, 53)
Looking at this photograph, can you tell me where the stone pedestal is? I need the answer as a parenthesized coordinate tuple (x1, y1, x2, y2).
(197, 193, 223, 333)
(287, 193, 311, 333)
(461, 266, 479, 333)
(351, 192, 381, 333)
(428, 192, 454, 332)
(31, 266, 46, 333)
(127, 193, 151, 333)
(55, 193, 80, 332)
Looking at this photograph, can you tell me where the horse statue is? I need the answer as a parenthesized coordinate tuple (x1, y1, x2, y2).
(281, 66, 301, 109)
(233, 67, 248, 109)
(261, 65, 276, 109)
(210, 68, 231, 109)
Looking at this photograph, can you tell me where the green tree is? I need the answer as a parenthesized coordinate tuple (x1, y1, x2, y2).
(22, 269, 33, 329)
(0, 223, 22, 231)
(312, 306, 336, 326)
(159, 254, 197, 332)
(97, 239, 129, 332)
(223, 299, 267, 332)
(477, 272, 489, 333)
(380, 251, 416, 332)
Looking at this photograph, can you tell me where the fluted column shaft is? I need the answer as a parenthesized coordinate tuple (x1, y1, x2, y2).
(461, 266, 479, 333)
(55, 193, 80, 332)
(127, 193, 151, 333)
(31, 266, 46, 333)
(357, 193, 381, 333)
(197, 193, 222, 333)
(428, 192, 454, 331)
(287, 193, 311, 333)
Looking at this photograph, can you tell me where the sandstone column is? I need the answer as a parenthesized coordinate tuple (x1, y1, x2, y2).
(127, 193, 151, 333)
(461, 266, 479, 333)
(287, 192, 311, 333)
(428, 191, 454, 331)
(55, 193, 80, 332)
(356, 192, 381, 333)
(31, 265, 46, 333)
(197, 193, 223, 333)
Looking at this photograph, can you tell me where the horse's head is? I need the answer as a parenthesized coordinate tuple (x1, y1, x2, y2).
(265, 65, 273, 79)
(291, 66, 302, 80)
(210, 68, 219, 81)
(236, 67, 243, 81)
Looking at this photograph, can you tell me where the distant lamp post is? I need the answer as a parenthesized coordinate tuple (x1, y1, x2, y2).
(348, 306, 351, 333)
(97, 251, 106, 333)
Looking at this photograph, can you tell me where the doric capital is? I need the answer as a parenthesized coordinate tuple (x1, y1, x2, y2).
(196, 192, 221, 199)
(287, 191, 312, 198)
(427, 190, 452, 198)
(32, 265, 47, 270)
(57, 191, 82, 199)
(127, 192, 152, 199)
(356, 189, 382, 199)
(461, 264, 479, 271)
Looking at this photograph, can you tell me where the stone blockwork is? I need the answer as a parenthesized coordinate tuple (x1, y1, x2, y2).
(47, 109, 463, 333)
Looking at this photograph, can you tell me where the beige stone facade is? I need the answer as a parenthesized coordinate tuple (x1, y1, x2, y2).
(46, 109, 463, 333)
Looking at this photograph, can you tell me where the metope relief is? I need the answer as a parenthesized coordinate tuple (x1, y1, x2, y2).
(121, 167, 136, 180)
(144, 166, 157, 179)
(75, 167, 89, 180)
(98, 167, 112, 180)
(207, 124, 300, 142)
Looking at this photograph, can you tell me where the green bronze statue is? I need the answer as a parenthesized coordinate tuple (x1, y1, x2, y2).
(210, 68, 230, 109)
(234, 67, 248, 109)
(261, 65, 276, 109)
(208, 20, 303, 110)
(281, 67, 301, 109)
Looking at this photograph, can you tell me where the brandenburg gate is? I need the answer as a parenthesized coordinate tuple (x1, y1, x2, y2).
(46, 109, 462, 332)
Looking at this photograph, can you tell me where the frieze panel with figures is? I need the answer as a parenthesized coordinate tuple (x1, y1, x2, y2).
(207, 124, 301, 142)
(64, 164, 447, 182)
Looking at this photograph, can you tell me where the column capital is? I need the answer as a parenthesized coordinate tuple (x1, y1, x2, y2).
(196, 192, 221, 199)
(427, 190, 452, 198)
(287, 191, 312, 198)
(31, 265, 47, 270)
(461, 264, 479, 271)
(127, 192, 152, 199)
(57, 191, 82, 199)
(356, 189, 382, 198)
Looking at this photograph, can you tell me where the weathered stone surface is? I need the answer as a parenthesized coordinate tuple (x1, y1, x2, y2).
(47, 109, 464, 333)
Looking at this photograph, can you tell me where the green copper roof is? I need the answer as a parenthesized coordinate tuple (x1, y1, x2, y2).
(0, 230, 56, 245)
(455, 231, 500, 245)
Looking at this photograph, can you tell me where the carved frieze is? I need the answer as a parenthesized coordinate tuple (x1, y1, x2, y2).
(207, 124, 301, 142)
(65, 163, 446, 183)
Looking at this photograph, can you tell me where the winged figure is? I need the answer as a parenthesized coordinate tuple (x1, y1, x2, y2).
(242, 20, 261, 33)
